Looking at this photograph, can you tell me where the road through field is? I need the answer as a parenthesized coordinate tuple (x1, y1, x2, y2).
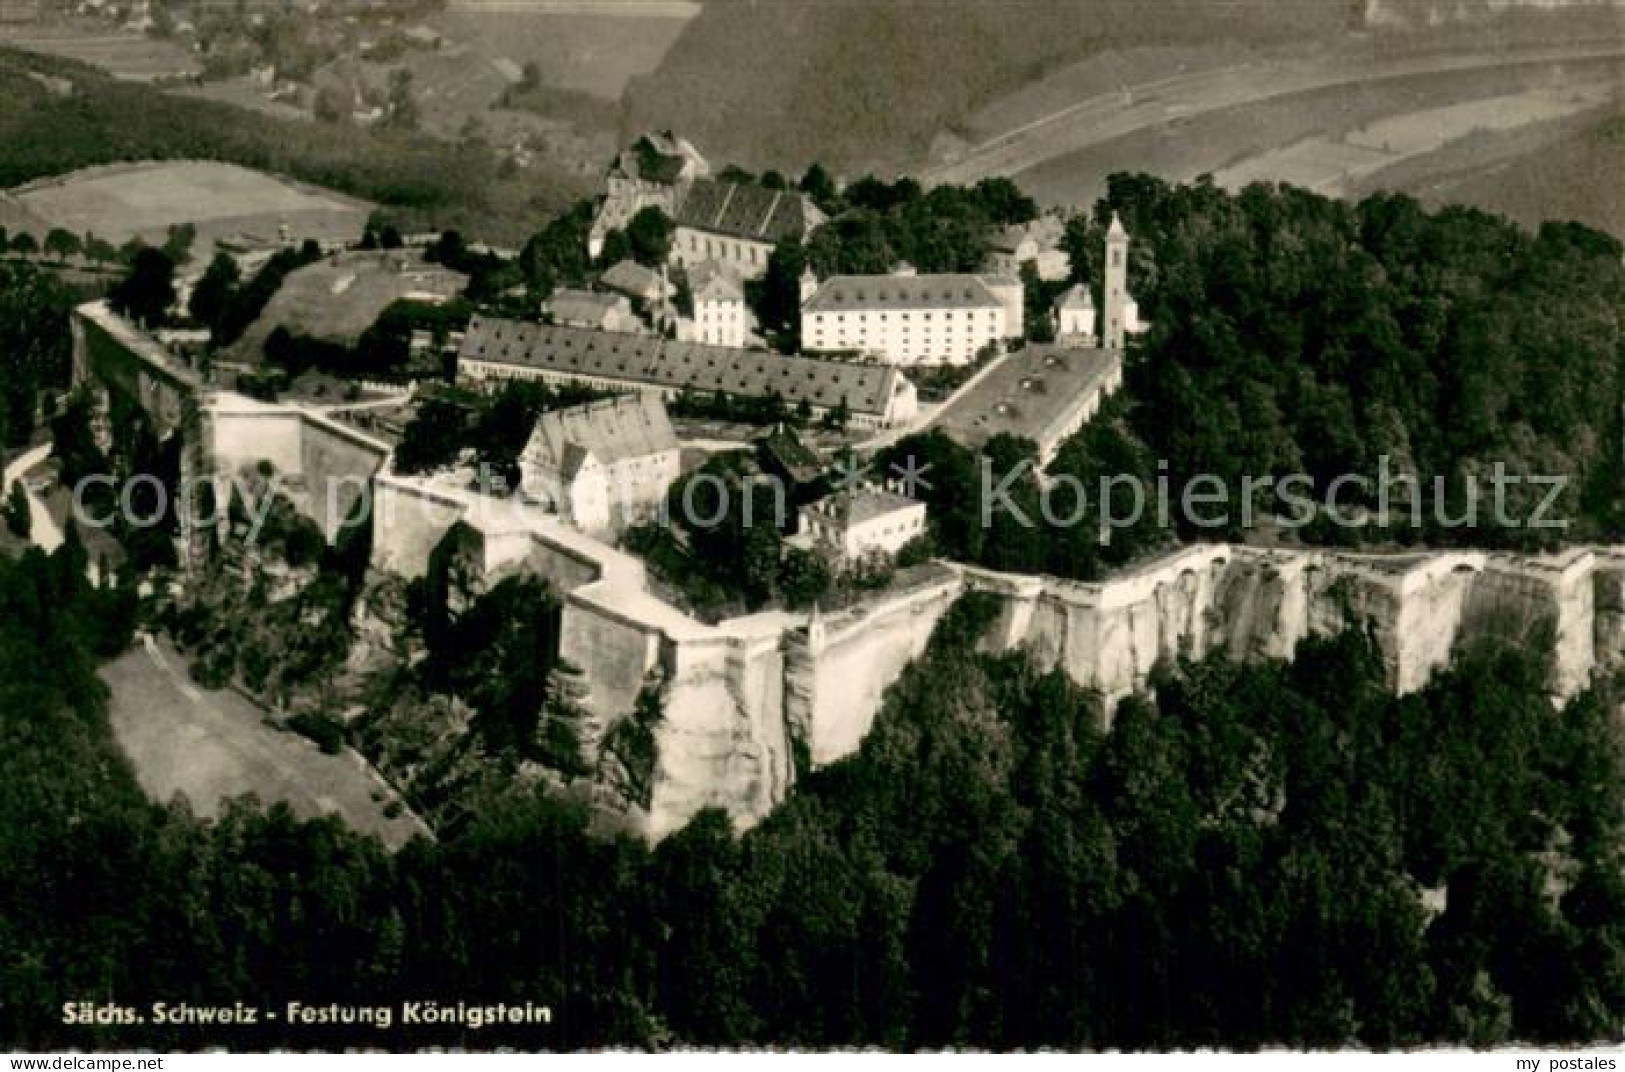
(924, 40, 1625, 189)
(102, 634, 430, 849)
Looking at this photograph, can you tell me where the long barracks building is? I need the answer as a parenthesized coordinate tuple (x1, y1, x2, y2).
(457, 316, 919, 429)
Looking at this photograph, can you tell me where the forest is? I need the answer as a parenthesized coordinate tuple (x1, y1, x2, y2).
(866, 177, 1625, 580)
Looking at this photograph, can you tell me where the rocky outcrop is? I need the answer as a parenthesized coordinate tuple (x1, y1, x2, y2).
(963, 545, 1602, 714)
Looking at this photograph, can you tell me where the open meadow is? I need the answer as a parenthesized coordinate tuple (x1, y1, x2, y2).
(4, 159, 372, 249)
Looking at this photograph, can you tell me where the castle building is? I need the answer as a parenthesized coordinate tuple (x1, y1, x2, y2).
(668, 179, 826, 281)
(519, 394, 681, 534)
(799, 483, 928, 564)
(800, 269, 1024, 366)
(588, 132, 709, 261)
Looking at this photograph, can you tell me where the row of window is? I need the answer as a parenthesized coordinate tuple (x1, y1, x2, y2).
(810, 310, 998, 324)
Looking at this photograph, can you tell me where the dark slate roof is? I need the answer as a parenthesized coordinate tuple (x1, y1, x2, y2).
(460, 316, 910, 419)
(675, 179, 817, 244)
(758, 425, 823, 484)
(803, 273, 1006, 313)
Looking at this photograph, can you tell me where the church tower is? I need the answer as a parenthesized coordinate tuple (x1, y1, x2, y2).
(1102, 212, 1129, 349)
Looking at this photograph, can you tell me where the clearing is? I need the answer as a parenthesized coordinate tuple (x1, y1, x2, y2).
(229, 248, 466, 362)
(102, 634, 429, 849)
(3, 159, 371, 250)
(0, 21, 198, 82)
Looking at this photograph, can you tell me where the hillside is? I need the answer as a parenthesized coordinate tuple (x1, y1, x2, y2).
(1368, 104, 1625, 239)
(620, 0, 1356, 177)
(0, 47, 592, 243)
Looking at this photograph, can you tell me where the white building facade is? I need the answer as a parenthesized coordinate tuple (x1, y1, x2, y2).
(519, 394, 681, 534)
(688, 265, 747, 349)
(801, 271, 1024, 366)
(800, 484, 927, 563)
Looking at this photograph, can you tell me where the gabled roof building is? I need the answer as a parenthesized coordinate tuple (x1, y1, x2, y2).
(520, 393, 681, 534)
(458, 316, 918, 428)
(669, 179, 826, 280)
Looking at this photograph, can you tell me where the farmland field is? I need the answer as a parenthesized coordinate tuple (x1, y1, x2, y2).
(1354, 103, 1625, 237)
(434, 1, 697, 100)
(1009, 57, 1624, 210)
(0, 22, 198, 81)
(5, 160, 371, 250)
(1213, 79, 1619, 195)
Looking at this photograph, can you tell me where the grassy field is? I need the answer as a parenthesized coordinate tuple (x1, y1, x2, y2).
(7, 159, 372, 249)
(102, 635, 428, 849)
(0, 21, 199, 81)
(230, 248, 466, 361)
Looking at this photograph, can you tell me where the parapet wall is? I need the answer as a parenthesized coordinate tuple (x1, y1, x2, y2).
(207, 398, 392, 541)
(963, 544, 1603, 713)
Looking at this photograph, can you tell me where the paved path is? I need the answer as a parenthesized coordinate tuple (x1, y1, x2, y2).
(924, 41, 1625, 188)
(102, 634, 431, 849)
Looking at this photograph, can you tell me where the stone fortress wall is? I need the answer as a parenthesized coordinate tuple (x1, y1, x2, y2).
(70, 303, 1625, 841)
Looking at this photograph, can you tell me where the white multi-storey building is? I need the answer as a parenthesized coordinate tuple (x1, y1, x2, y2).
(799, 483, 927, 564)
(800, 270, 1024, 366)
(687, 264, 747, 349)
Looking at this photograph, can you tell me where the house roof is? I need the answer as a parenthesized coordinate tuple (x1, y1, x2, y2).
(548, 288, 629, 327)
(689, 263, 742, 303)
(601, 260, 665, 301)
(803, 273, 1006, 314)
(522, 393, 678, 479)
(758, 425, 823, 484)
(809, 484, 923, 527)
(1055, 283, 1093, 309)
(460, 316, 913, 419)
(675, 179, 820, 245)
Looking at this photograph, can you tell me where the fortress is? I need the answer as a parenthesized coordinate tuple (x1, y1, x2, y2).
(73, 300, 1625, 840)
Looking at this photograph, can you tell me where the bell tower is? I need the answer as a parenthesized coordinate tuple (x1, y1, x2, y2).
(1102, 212, 1129, 349)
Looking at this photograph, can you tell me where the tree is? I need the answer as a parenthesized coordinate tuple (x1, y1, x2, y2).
(188, 251, 241, 333)
(799, 163, 837, 209)
(108, 247, 177, 327)
(394, 397, 468, 475)
(754, 238, 806, 347)
(386, 68, 419, 131)
(10, 231, 38, 259)
(82, 234, 117, 266)
(625, 207, 674, 268)
(43, 228, 80, 264)
(4, 481, 31, 540)
(162, 222, 196, 264)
